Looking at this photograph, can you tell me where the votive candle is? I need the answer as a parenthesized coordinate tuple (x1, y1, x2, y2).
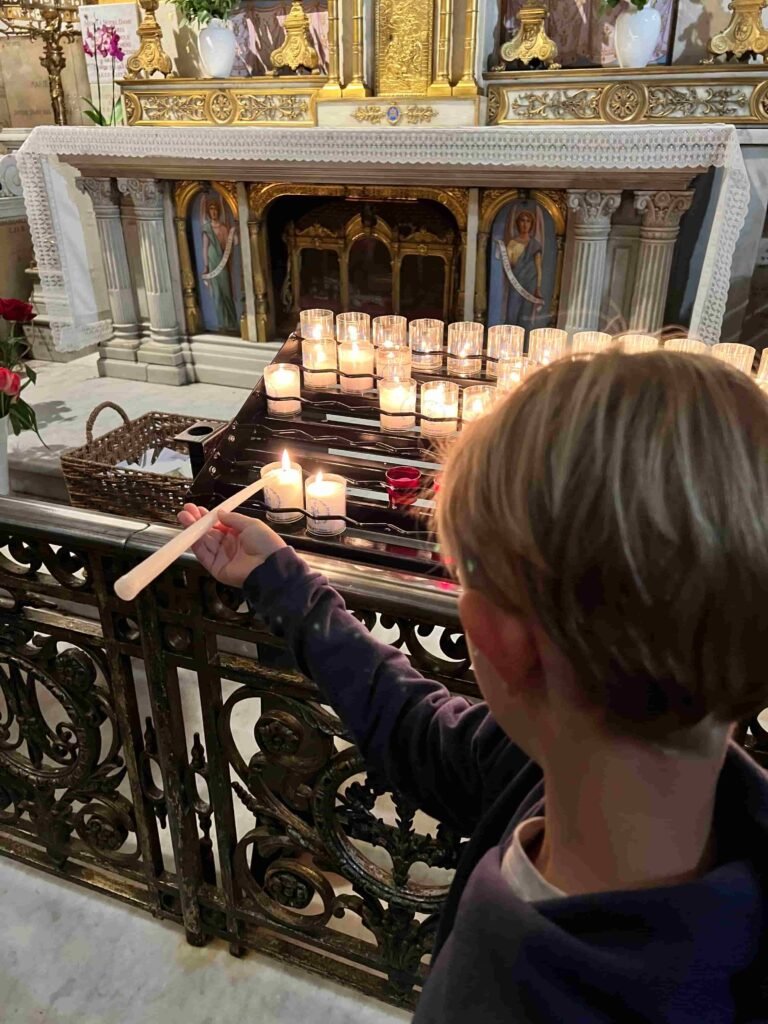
(373, 314, 407, 348)
(305, 471, 347, 536)
(572, 331, 613, 356)
(664, 337, 710, 355)
(487, 325, 524, 377)
(410, 318, 444, 371)
(377, 344, 412, 379)
(497, 356, 535, 394)
(529, 328, 567, 366)
(420, 381, 459, 437)
(620, 333, 659, 354)
(264, 363, 301, 416)
(712, 342, 756, 375)
(462, 385, 496, 423)
(448, 321, 484, 377)
(379, 378, 417, 431)
(338, 341, 375, 392)
(302, 337, 337, 389)
(337, 311, 371, 344)
(260, 450, 304, 524)
(300, 308, 334, 340)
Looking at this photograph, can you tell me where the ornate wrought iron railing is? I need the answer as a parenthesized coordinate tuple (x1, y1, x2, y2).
(0, 496, 472, 1009)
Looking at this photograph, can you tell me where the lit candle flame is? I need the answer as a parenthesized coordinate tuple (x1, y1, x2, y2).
(349, 326, 358, 342)
(281, 449, 291, 473)
(316, 470, 324, 484)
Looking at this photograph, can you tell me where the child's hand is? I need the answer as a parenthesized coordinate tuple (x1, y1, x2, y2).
(178, 504, 286, 588)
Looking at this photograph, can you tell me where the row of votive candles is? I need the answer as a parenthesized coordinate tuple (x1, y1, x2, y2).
(261, 450, 347, 536)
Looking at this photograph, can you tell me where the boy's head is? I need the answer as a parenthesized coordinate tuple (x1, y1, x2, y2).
(438, 350, 768, 757)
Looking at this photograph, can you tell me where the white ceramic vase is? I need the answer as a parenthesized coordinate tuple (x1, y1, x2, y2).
(0, 415, 10, 496)
(614, 3, 662, 68)
(198, 17, 236, 78)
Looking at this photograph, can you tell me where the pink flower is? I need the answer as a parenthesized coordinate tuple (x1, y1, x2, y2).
(6, 373, 20, 398)
(95, 25, 111, 58)
(108, 29, 124, 61)
(82, 27, 95, 58)
(0, 369, 11, 395)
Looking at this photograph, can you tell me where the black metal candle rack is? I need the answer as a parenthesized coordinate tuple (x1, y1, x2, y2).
(186, 333, 499, 578)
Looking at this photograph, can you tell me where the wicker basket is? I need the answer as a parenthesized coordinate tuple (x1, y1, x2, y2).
(62, 402, 226, 524)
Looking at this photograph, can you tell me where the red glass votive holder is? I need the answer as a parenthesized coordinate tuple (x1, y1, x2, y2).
(385, 467, 422, 509)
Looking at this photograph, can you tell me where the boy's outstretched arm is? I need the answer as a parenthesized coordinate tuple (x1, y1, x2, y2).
(179, 505, 526, 833)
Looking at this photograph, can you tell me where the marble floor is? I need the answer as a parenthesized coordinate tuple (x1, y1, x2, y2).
(0, 857, 409, 1024)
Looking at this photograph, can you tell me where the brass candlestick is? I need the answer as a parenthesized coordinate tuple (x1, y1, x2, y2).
(270, 0, 320, 74)
(499, 0, 559, 69)
(706, 0, 768, 61)
(0, 0, 81, 125)
(124, 0, 173, 79)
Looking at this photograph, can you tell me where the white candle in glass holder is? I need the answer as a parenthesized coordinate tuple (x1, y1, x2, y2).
(420, 381, 459, 437)
(620, 333, 659, 354)
(529, 328, 568, 366)
(373, 314, 407, 348)
(260, 450, 304, 524)
(337, 311, 371, 344)
(302, 337, 337, 389)
(264, 363, 301, 416)
(487, 325, 524, 377)
(300, 308, 334, 340)
(664, 337, 709, 355)
(377, 345, 412, 379)
(305, 471, 347, 536)
(338, 341, 375, 392)
(712, 342, 756, 375)
(571, 331, 613, 357)
(462, 385, 496, 423)
(410, 318, 444, 371)
(447, 321, 484, 376)
(379, 378, 417, 431)
(497, 356, 535, 394)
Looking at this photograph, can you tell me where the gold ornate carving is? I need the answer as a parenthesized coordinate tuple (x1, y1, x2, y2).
(375, 0, 434, 96)
(352, 103, 437, 125)
(428, 0, 454, 96)
(238, 93, 310, 121)
(343, 0, 368, 97)
(352, 105, 386, 124)
(123, 92, 140, 125)
(487, 86, 502, 124)
(124, 0, 174, 80)
(647, 85, 748, 118)
(500, 0, 559, 69)
(506, 88, 600, 121)
(270, 0, 320, 74)
(600, 82, 648, 122)
(454, 0, 479, 96)
(141, 94, 207, 122)
(207, 90, 236, 125)
(751, 79, 768, 120)
(706, 0, 768, 61)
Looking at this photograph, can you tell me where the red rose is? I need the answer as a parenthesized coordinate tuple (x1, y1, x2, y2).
(0, 368, 11, 395)
(0, 298, 34, 323)
(6, 373, 21, 398)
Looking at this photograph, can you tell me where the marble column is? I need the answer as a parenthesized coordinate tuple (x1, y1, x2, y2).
(118, 178, 187, 385)
(629, 190, 694, 333)
(77, 176, 143, 380)
(563, 190, 622, 334)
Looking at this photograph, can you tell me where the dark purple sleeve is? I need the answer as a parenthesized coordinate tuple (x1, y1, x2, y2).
(243, 547, 523, 833)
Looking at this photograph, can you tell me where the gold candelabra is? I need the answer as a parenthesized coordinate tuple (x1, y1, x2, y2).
(0, 0, 81, 124)
(706, 0, 768, 61)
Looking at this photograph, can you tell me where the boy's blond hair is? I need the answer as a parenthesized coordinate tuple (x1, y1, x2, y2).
(437, 351, 768, 749)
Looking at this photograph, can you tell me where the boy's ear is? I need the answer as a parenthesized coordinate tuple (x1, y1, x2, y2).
(458, 589, 539, 692)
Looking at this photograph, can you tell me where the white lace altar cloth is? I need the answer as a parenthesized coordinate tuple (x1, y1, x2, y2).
(17, 124, 748, 351)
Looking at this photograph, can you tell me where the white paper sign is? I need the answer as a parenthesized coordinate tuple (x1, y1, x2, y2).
(78, 4, 140, 113)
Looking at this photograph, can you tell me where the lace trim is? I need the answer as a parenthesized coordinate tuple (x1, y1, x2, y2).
(16, 124, 748, 349)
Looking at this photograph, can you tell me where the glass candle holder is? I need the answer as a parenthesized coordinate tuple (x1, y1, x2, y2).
(338, 341, 375, 392)
(487, 325, 524, 377)
(620, 333, 659, 354)
(373, 314, 407, 348)
(664, 337, 709, 355)
(571, 331, 613, 356)
(377, 344, 412, 380)
(757, 349, 768, 392)
(410, 318, 444, 371)
(497, 356, 535, 394)
(462, 385, 496, 423)
(260, 453, 304, 525)
(712, 342, 756, 375)
(264, 363, 301, 417)
(447, 322, 484, 377)
(302, 337, 337, 389)
(304, 471, 347, 537)
(337, 311, 371, 344)
(379, 378, 417, 431)
(420, 381, 459, 437)
(300, 308, 334, 340)
(528, 328, 567, 366)
(385, 466, 422, 509)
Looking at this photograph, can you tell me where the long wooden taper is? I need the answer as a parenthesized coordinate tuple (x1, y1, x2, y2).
(113, 478, 268, 603)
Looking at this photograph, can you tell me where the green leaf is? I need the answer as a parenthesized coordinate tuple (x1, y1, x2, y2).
(24, 365, 36, 385)
(84, 108, 108, 126)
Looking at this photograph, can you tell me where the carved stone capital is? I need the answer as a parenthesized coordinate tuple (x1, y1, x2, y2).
(634, 190, 694, 229)
(566, 189, 622, 225)
(117, 177, 164, 212)
(77, 176, 120, 211)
